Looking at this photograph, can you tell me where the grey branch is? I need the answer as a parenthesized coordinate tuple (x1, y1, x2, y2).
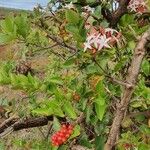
(104, 28, 150, 150)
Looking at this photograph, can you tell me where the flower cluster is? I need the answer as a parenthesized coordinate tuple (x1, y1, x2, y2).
(51, 124, 74, 147)
(127, 0, 147, 14)
(84, 27, 121, 53)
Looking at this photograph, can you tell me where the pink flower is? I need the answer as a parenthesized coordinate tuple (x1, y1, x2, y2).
(84, 27, 120, 52)
(127, 0, 147, 14)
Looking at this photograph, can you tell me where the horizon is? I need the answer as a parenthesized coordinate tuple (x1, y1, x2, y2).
(0, 0, 49, 10)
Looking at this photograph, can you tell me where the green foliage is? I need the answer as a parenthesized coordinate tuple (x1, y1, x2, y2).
(94, 80, 107, 121)
(0, 1, 150, 149)
(0, 13, 30, 44)
(65, 9, 80, 24)
(65, 9, 86, 44)
(117, 131, 150, 150)
(32, 99, 65, 117)
(15, 14, 30, 39)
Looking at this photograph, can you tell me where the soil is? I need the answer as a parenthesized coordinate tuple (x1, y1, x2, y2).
(0, 44, 50, 150)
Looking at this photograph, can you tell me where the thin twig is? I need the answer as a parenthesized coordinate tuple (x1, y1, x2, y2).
(38, 127, 46, 139)
(93, 58, 133, 88)
(45, 123, 52, 140)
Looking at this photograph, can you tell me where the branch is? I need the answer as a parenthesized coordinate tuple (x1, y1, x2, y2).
(71, 145, 93, 150)
(93, 58, 133, 87)
(71, 0, 102, 7)
(0, 116, 63, 136)
(0, 113, 84, 138)
(36, 19, 78, 53)
(46, 33, 77, 53)
(104, 28, 150, 150)
(127, 110, 150, 118)
(0, 115, 18, 134)
(102, 0, 130, 27)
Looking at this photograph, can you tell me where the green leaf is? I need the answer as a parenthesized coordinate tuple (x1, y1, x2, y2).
(79, 133, 93, 148)
(49, 76, 63, 85)
(96, 80, 105, 97)
(95, 102, 106, 121)
(48, 100, 65, 117)
(53, 117, 61, 131)
(142, 59, 150, 76)
(0, 33, 15, 44)
(119, 14, 135, 27)
(0, 141, 5, 150)
(15, 14, 30, 39)
(0, 16, 16, 34)
(32, 100, 65, 117)
(85, 105, 93, 123)
(128, 41, 136, 49)
(65, 24, 79, 34)
(95, 95, 105, 106)
(95, 136, 105, 150)
(65, 9, 80, 24)
(10, 74, 19, 87)
(32, 107, 53, 116)
(63, 58, 76, 68)
(69, 125, 80, 139)
(63, 100, 77, 119)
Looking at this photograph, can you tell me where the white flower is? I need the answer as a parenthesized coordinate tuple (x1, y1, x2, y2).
(96, 35, 111, 51)
(84, 41, 92, 52)
(64, 2, 74, 9)
(84, 34, 111, 52)
(84, 35, 95, 51)
(105, 28, 119, 35)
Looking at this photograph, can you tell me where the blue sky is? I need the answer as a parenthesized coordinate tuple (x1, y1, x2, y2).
(0, 0, 49, 10)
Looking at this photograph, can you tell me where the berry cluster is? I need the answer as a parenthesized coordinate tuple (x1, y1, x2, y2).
(51, 124, 74, 147)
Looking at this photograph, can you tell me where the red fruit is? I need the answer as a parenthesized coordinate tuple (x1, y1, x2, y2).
(51, 135, 56, 140)
(57, 136, 62, 141)
(62, 137, 67, 142)
(61, 128, 67, 133)
(68, 125, 73, 129)
(51, 123, 74, 147)
(62, 125, 67, 129)
(65, 133, 70, 138)
(67, 129, 73, 134)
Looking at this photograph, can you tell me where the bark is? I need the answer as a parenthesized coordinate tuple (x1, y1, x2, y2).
(104, 29, 150, 150)
(102, 0, 130, 27)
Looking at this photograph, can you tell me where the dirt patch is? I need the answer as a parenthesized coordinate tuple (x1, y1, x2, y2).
(0, 45, 15, 60)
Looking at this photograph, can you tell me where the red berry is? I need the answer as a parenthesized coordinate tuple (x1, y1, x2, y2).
(51, 136, 56, 140)
(68, 125, 73, 130)
(65, 133, 70, 138)
(67, 129, 73, 134)
(61, 137, 67, 142)
(62, 124, 67, 129)
(57, 136, 62, 141)
(61, 129, 67, 133)
(51, 123, 74, 147)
